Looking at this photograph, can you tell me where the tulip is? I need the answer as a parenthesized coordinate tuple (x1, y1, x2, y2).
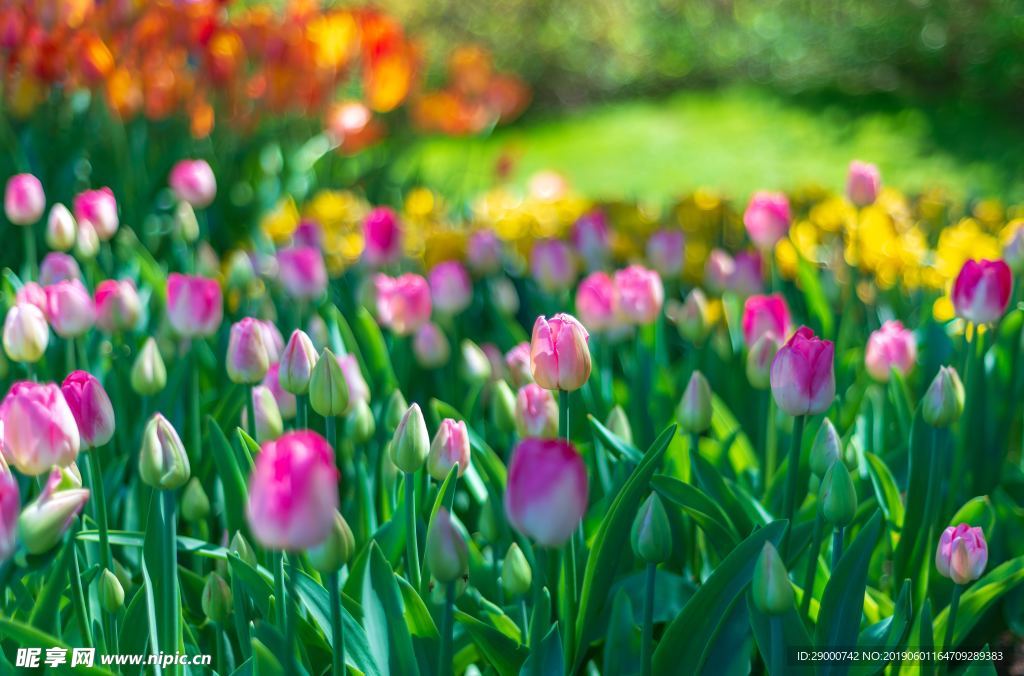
(742, 294, 790, 347)
(244, 385, 284, 442)
(337, 353, 371, 407)
(820, 460, 857, 528)
(345, 399, 376, 445)
(492, 277, 520, 315)
(224, 318, 267, 384)
(16, 282, 47, 313)
(45, 279, 95, 338)
(201, 573, 232, 624)
(570, 210, 610, 270)
(646, 229, 685, 278)
(73, 187, 118, 240)
(530, 313, 591, 392)
(362, 206, 402, 266)
(2, 382, 80, 475)
(846, 160, 881, 207)
(865, 320, 917, 382)
(936, 524, 987, 585)
(1003, 224, 1024, 274)
(3, 303, 49, 363)
(505, 342, 533, 387)
(307, 512, 356, 573)
(575, 272, 618, 332)
(45, 203, 76, 251)
(428, 418, 471, 480)
(426, 507, 468, 584)
(169, 159, 217, 209)
(744, 191, 791, 250)
(61, 371, 115, 449)
(166, 273, 223, 338)
(747, 333, 782, 390)
(530, 239, 577, 293)
(391, 403, 430, 473)
(246, 431, 339, 550)
(515, 384, 559, 438)
(18, 469, 90, 554)
(413, 322, 450, 368)
(384, 390, 409, 433)
(704, 249, 735, 294)
(309, 348, 350, 418)
(139, 413, 191, 490)
(606, 405, 634, 446)
(256, 320, 285, 362)
(505, 438, 588, 548)
(94, 279, 141, 333)
(279, 330, 317, 395)
(678, 371, 713, 434)
(460, 340, 492, 385)
(100, 568, 125, 613)
(175, 202, 200, 243)
(809, 418, 841, 478)
(181, 478, 211, 522)
(922, 366, 965, 427)
(490, 380, 517, 435)
(631, 494, 672, 564)
(951, 259, 1012, 325)
(0, 469, 19, 563)
(467, 229, 502, 275)
(263, 363, 297, 420)
(501, 543, 532, 598)
(131, 338, 167, 396)
(5, 173, 44, 225)
(675, 288, 710, 344)
(230, 532, 258, 567)
(731, 251, 764, 297)
(752, 542, 794, 615)
(615, 265, 664, 325)
(277, 246, 328, 302)
(429, 261, 473, 316)
(375, 273, 432, 336)
(39, 252, 82, 285)
(770, 327, 835, 417)
(75, 220, 100, 259)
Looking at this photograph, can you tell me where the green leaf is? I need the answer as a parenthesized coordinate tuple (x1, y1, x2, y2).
(207, 416, 250, 538)
(651, 473, 741, 556)
(603, 589, 640, 676)
(652, 520, 786, 673)
(27, 531, 75, 633)
(796, 250, 834, 338)
(454, 610, 528, 676)
(691, 451, 755, 536)
(361, 543, 420, 675)
(0, 618, 117, 676)
(710, 394, 759, 476)
(352, 305, 397, 393)
(899, 599, 934, 676)
(893, 408, 941, 606)
(865, 452, 904, 534)
(587, 414, 644, 463)
(397, 576, 439, 638)
(947, 496, 996, 534)
(853, 579, 912, 675)
(252, 638, 286, 676)
(747, 594, 814, 675)
(960, 644, 997, 676)
(77, 529, 229, 559)
(933, 555, 1024, 649)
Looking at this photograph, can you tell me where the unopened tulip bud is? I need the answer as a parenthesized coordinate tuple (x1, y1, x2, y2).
(139, 413, 191, 490)
(182, 478, 211, 522)
(530, 314, 591, 391)
(94, 279, 141, 334)
(936, 524, 987, 585)
(426, 507, 468, 583)
(676, 289, 709, 344)
(460, 340, 492, 385)
(308, 512, 356, 573)
(752, 542, 794, 615)
(279, 330, 317, 395)
(747, 333, 781, 390)
(61, 371, 115, 450)
(345, 399, 376, 444)
(820, 461, 856, 527)
(501, 543, 532, 598)
(99, 568, 125, 613)
(3, 303, 49, 363)
(18, 470, 90, 554)
(631, 494, 672, 564)
(677, 371, 712, 433)
(490, 380, 517, 435)
(246, 386, 283, 442)
(391, 403, 430, 473)
(131, 338, 167, 396)
(809, 418, 841, 478)
(428, 418, 471, 480)
(46, 204, 76, 251)
(384, 390, 408, 433)
(230, 532, 257, 567)
(515, 383, 558, 438)
(770, 327, 835, 417)
(492, 277, 520, 316)
(846, 161, 881, 207)
(605, 405, 634, 446)
(922, 366, 965, 428)
(309, 348, 350, 418)
(175, 201, 200, 243)
(413, 322, 450, 369)
(226, 318, 270, 384)
(505, 439, 589, 547)
(75, 220, 100, 260)
(202, 573, 232, 623)
(5, 174, 44, 225)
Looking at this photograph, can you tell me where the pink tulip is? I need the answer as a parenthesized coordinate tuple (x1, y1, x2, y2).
(39, 252, 82, 286)
(742, 294, 791, 347)
(429, 261, 473, 315)
(467, 229, 502, 274)
(73, 187, 118, 240)
(530, 313, 592, 392)
(505, 438, 589, 547)
(730, 251, 764, 296)
(936, 523, 988, 585)
(5, 173, 44, 225)
(166, 273, 223, 338)
(3, 303, 48, 363)
(570, 210, 610, 270)
(482, 343, 506, 382)
(94, 279, 140, 333)
(169, 159, 217, 209)
(293, 219, 323, 250)
(427, 418, 471, 479)
(277, 246, 328, 301)
(646, 229, 685, 277)
(505, 342, 533, 387)
(952, 259, 1012, 325)
(0, 468, 18, 562)
(744, 191, 791, 250)
(15, 282, 47, 313)
(227, 318, 271, 384)
(255, 319, 285, 362)
(515, 383, 558, 438)
(374, 273, 432, 336)
(530, 239, 577, 293)
(45, 279, 95, 338)
(865, 320, 917, 382)
(246, 430, 339, 550)
(1, 382, 80, 475)
(846, 161, 880, 207)
(1004, 226, 1024, 274)
(262, 363, 297, 420)
(413, 322, 450, 368)
(614, 265, 664, 325)
(575, 272, 618, 332)
(770, 326, 835, 416)
(363, 206, 402, 266)
(704, 249, 735, 294)
(61, 371, 115, 449)
(336, 353, 370, 406)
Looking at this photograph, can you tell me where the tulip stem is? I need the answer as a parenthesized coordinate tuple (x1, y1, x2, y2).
(800, 510, 824, 620)
(273, 551, 286, 629)
(190, 348, 202, 463)
(23, 225, 36, 281)
(942, 584, 962, 664)
(297, 394, 308, 430)
(764, 395, 777, 496)
(770, 615, 784, 675)
(159, 490, 180, 672)
(71, 537, 94, 648)
(781, 415, 806, 557)
(831, 527, 844, 569)
(438, 581, 456, 676)
(328, 571, 345, 676)
(404, 471, 421, 590)
(641, 562, 656, 676)
(246, 385, 256, 439)
(529, 547, 548, 654)
(558, 389, 570, 441)
(86, 447, 112, 571)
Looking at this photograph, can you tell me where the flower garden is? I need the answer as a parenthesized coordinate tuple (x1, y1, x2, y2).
(1, 2, 1024, 675)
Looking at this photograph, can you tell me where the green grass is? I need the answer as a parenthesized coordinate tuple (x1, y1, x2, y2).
(395, 87, 1024, 205)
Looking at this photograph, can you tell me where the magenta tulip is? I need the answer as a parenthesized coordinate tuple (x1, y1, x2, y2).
(45, 279, 95, 338)
(262, 363, 297, 421)
(227, 318, 271, 384)
(530, 239, 577, 293)
(951, 259, 1012, 325)
(363, 206, 402, 266)
(166, 273, 223, 338)
(936, 523, 988, 585)
(614, 265, 664, 325)
(94, 279, 141, 333)
(169, 159, 217, 209)
(744, 191, 791, 250)
(0, 468, 18, 563)
(61, 371, 115, 450)
(505, 438, 589, 547)
(374, 273, 432, 336)
(575, 272, 617, 332)
(1, 382, 80, 475)
(865, 320, 917, 382)
(770, 326, 835, 416)
(39, 252, 82, 286)
(730, 251, 764, 296)
(646, 229, 685, 277)
(73, 187, 118, 240)
(429, 261, 473, 315)
(277, 246, 328, 301)
(5, 173, 45, 225)
(515, 383, 558, 438)
(293, 219, 323, 250)
(427, 418, 471, 480)
(742, 294, 791, 347)
(846, 161, 881, 207)
(530, 313, 591, 392)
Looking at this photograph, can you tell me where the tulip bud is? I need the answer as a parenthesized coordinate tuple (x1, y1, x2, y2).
(74, 188, 118, 241)
(279, 330, 317, 395)
(75, 220, 100, 260)
(492, 277, 520, 316)
(820, 461, 856, 527)
(202, 573, 232, 623)
(631, 494, 672, 564)
(614, 265, 664, 325)
(746, 333, 781, 390)
(515, 384, 558, 438)
(676, 289, 709, 344)
(384, 390, 409, 433)
(345, 399, 376, 444)
(391, 403, 430, 473)
(490, 380, 517, 435)
(308, 512, 357, 573)
(131, 338, 167, 396)
(865, 320, 917, 383)
(170, 159, 217, 209)
(429, 261, 473, 316)
(501, 543, 532, 598)
(505, 439, 589, 547)
(428, 419, 471, 480)
(3, 303, 49, 363)
(505, 343, 533, 388)
(846, 161, 881, 207)
(952, 259, 1012, 325)
(139, 413, 191, 490)
(752, 542, 795, 615)
(2, 382, 80, 476)
(99, 568, 125, 613)
(426, 507, 468, 584)
(530, 313, 592, 392)
(58, 371, 115, 453)
(0, 470, 19, 563)
(175, 201, 200, 243)
(460, 340, 492, 385)
(677, 371, 712, 433)
(94, 279, 141, 334)
(809, 418, 841, 478)
(922, 366, 965, 428)
(18, 470, 90, 554)
(770, 327, 835, 416)
(744, 192, 791, 251)
(46, 204, 76, 251)
(413, 322, 450, 369)
(181, 478, 211, 522)
(226, 318, 270, 384)
(5, 174, 45, 225)
(936, 524, 987, 585)
(230, 532, 258, 567)
(309, 348, 350, 418)
(605, 405, 634, 446)
(246, 385, 283, 442)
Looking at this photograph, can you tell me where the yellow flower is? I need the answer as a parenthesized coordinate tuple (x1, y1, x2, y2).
(262, 196, 300, 244)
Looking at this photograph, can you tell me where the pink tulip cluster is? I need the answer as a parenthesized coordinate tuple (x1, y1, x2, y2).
(646, 229, 685, 278)
(705, 249, 763, 296)
(936, 524, 987, 585)
(575, 264, 665, 332)
(375, 273, 432, 336)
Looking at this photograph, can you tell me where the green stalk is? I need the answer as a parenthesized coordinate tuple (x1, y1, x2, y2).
(296, 393, 308, 430)
(770, 615, 784, 675)
(831, 527, 844, 570)
(764, 392, 777, 496)
(285, 559, 298, 672)
(438, 581, 456, 676)
(328, 571, 346, 676)
(23, 225, 37, 281)
(800, 511, 824, 620)
(273, 551, 286, 629)
(71, 537, 93, 647)
(160, 490, 180, 673)
(86, 448, 112, 571)
(529, 546, 549, 666)
(559, 389, 570, 441)
(940, 584, 963, 675)
(781, 415, 806, 557)
(246, 384, 257, 439)
(640, 562, 656, 676)
(190, 348, 202, 463)
(404, 471, 421, 590)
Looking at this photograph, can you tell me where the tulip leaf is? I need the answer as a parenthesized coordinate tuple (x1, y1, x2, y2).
(710, 394, 759, 475)
(206, 417, 250, 538)
(651, 519, 786, 673)
(361, 543, 420, 675)
(898, 598, 934, 676)
(853, 579, 912, 675)
(455, 610, 528, 676)
(747, 594, 814, 675)
(796, 251, 834, 339)
(396, 576, 439, 638)
(352, 305, 398, 393)
(27, 531, 75, 634)
(251, 638, 286, 676)
(947, 496, 996, 534)
(603, 589, 641, 676)
(0, 618, 117, 676)
(865, 452, 904, 534)
(933, 554, 1024, 649)
(691, 450, 756, 536)
(588, 414, 644, 464)
(651, 473, 741, 556)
